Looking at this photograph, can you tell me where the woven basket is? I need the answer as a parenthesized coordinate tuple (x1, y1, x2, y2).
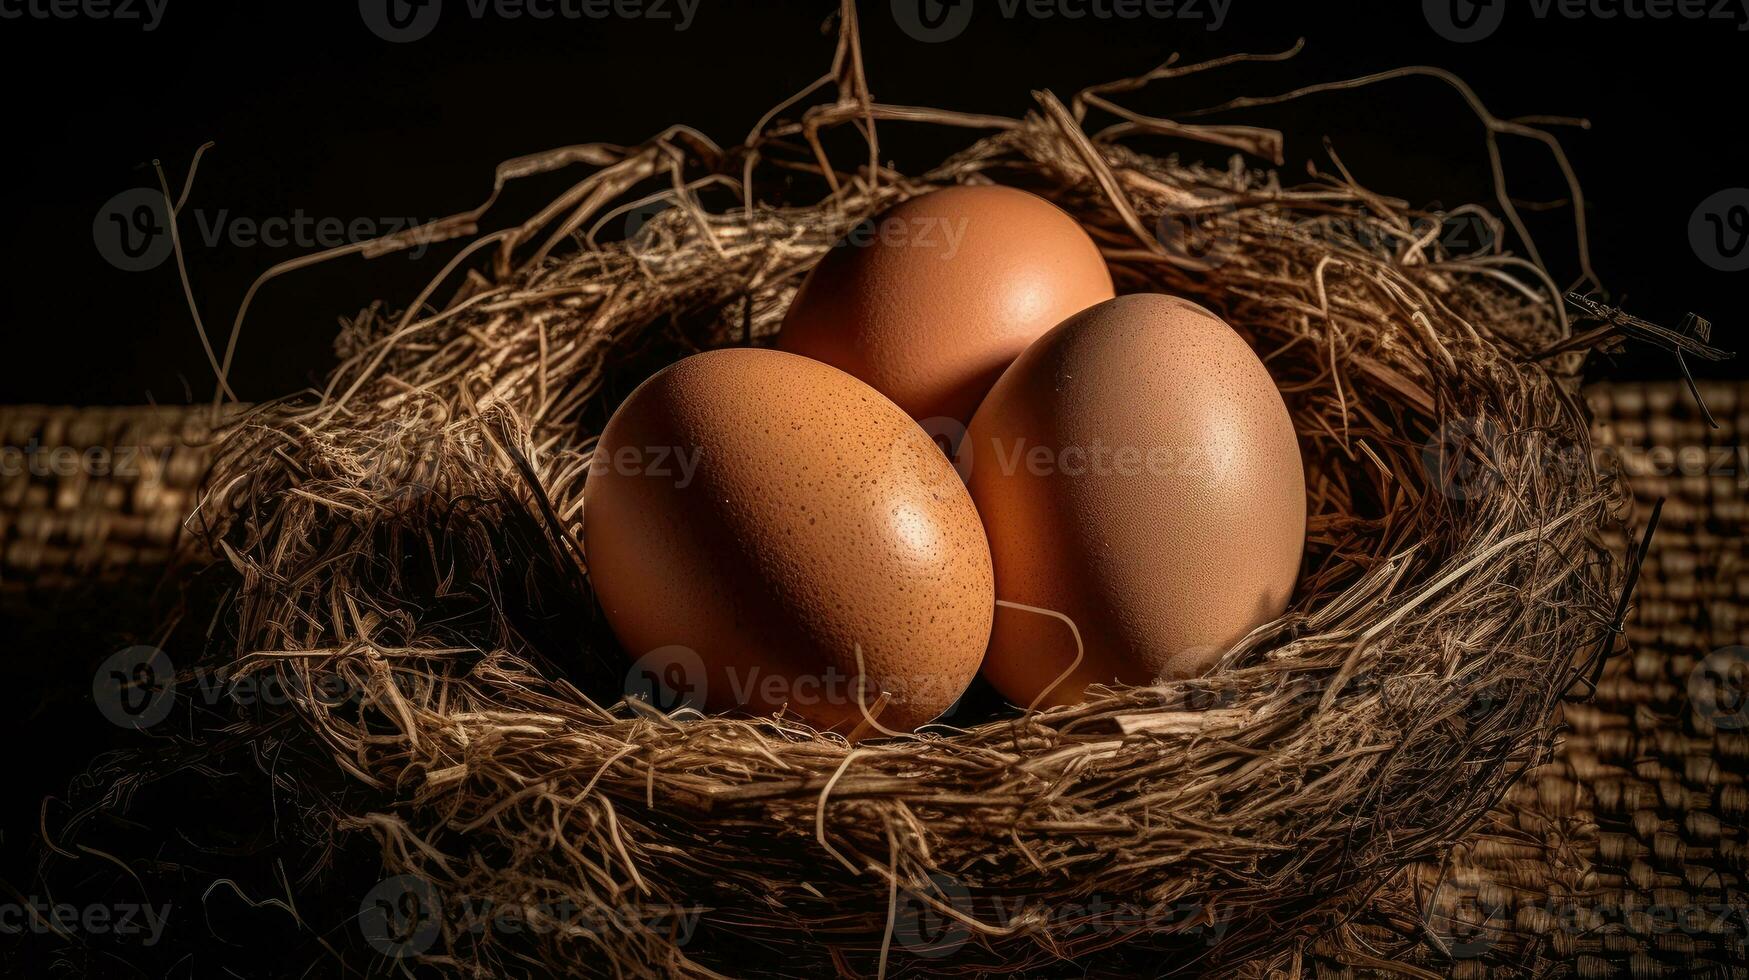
(5, 380, 1742, 976)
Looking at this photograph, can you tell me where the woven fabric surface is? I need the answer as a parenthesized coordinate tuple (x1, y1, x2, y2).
(1, 383, 1743, 977)
(1311, 381, 1748, 979)
(0, 405, 219, 596)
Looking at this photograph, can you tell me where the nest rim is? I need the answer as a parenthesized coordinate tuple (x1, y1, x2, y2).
(151, 8, 1630, 977)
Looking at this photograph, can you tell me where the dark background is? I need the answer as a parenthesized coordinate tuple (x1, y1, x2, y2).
(0, 0, 1744, 974)
(1, 0, 1743, 410)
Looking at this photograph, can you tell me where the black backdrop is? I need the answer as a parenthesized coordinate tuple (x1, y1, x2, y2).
(1, 2, 1745, 974)
(2, 0, 1744, 408)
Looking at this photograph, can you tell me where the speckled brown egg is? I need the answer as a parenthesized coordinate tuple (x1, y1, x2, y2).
(964, 294, 1306, 709)
(778, 185, 1115, 425)
(584, 348, 994, 734)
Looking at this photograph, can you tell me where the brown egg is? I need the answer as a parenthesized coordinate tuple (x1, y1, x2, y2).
(964, 294, 1305, 709)
(584, 348, 994, 734)
(778, 185, 1115, 426)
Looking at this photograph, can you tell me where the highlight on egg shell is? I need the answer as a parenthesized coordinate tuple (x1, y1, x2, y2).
(582, 348, 995, 735)
(778, 184, 1115, 428)
(963, 293, 1307, 709)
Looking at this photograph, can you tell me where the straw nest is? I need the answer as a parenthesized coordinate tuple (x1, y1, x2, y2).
(177, 5, 1626, 976)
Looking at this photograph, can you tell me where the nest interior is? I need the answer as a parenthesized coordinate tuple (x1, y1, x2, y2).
(144, 6, 1628, 976)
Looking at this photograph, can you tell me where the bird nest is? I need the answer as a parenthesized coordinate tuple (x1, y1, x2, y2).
(173, 7, 1625, 976)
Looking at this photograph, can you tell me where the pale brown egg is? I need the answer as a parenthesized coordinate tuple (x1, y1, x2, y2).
(778, 185, 1115, 426)
(964, 294, 1306, 709)
(584, 348, 994, 734)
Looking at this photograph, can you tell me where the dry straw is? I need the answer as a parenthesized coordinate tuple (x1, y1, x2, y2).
(173, 3, 1626, 975)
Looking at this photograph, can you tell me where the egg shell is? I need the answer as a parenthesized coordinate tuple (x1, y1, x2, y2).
(584, 348, 994, 734)
(778, 185, 1115, 426)
(965, 293, 1306, 708)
